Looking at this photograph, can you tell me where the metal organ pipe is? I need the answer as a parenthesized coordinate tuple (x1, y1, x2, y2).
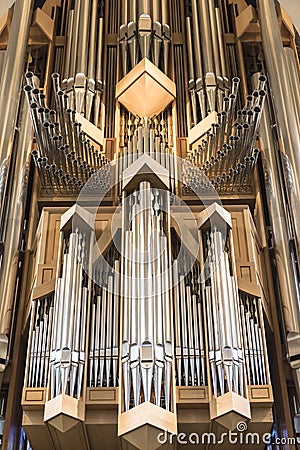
(284, 47, 300, 129)
(257, 0, 300, 260)
(208, 0, 221, 78)
(50, 228, 91, 399)
(76, 0, 90, 74)
(202, 227, 246, 397)
(253, 72, 300, 335)
(0, 90, 35, 344)
(0, 0, 34, 239)
(198, 0, 214, 74)
(128, 0, 137, 23)
(120, 184, 174, 411)
(69, 0, 81, 77)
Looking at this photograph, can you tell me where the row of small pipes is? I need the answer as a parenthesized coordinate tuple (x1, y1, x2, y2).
(118, 123, 177, 194)
(189, 76, 266, 167)
(119, 0, 170, 76)
(24, 71, 110, 195)
(185, 0, 229, 123)
(89, 261, 120, 388)
(120, 109, 172, 147)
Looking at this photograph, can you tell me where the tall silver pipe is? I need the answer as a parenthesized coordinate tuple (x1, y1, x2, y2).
(284, 47, 300, 129)
(128, 0, 137, 22)
(198, 0, 214, 73)
(252, 73, 300, 332)
(121, 0, 128, 24)
(70, 0, 81, 77)
(191, 0, 204, 94)
(138, 0, 150, 16)
(0, 50, 7, 86)
(0, 89, 34, 355)
(76, 0, 90, 74)
(152, 0, 161, 22)
(208, 0, 221, 77)
(88, 0, 98, 80)
(64, 10, 74, 79)
(0, 0, 34, 227)
(257, 0, 300, 258)
(215, 7, 227, 77)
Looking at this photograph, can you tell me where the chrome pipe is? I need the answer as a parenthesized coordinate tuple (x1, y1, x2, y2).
(215, 7, 227, 77)
(0, 90, 34, 343)
(44, 299, 54, 387)
(69, 0, 81, 77)
(120, 24, 128, 76)
(162, 24, 170, 75)
(0, 0, 34, 264)
(252, 72, 300, 336)
(76, 0, 90, 74)
(153, 0, 161, 22)
(173, 260, 182, 386)
(191, 0, 203, 82)
(179, 275, 189, 385)
(205, 285, 218, 396)
(153, 213, 164, 405)
(64, 10, 74, 79)
(186, 16, 198, 124)
(128, 0, 137, 23)
(88, 0, 98, 80)
(161, 0, 169, 25)
(112, 260, 120, 386)
(106, 275, 113, 386)
(198, 0, 214, 73)
(257, 0, 300, 259)
(284, 47, 300, 128)
(89, 293, 96, 386)
(208, 1, 221, 78)
(153, 21, 162, 67)
(138, 0, 150, 16)
(0, 50, 7, 86)
(121, 0, 128, 25)
(94, 15, 104, 125)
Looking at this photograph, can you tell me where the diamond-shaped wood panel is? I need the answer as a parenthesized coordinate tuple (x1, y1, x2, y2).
(116, 58, 176, 117)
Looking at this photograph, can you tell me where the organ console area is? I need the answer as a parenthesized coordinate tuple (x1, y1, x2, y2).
(0, 0, 299, 449)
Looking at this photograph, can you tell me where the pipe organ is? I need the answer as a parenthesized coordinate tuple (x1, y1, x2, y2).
(0, 0, 300, 449)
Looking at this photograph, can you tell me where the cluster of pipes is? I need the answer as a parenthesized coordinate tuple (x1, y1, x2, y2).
(172, 259, 206, 387)
(89, 260, 120, 388)
(25, 295, 54, 389)
(24, 72, 110, 195)
(49, 228, 90, 399)
(121, 182, 173, 411)
(118, 119, 176, 194)
(119, 0, 170, 76)
(120, 109, 172, 148)
(240, 293, 268, 386)
(202, 228, 245, 397)
(184, 75, 266, 193)
(61, 0, 105, 124)
(185, 0, 229, 123)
